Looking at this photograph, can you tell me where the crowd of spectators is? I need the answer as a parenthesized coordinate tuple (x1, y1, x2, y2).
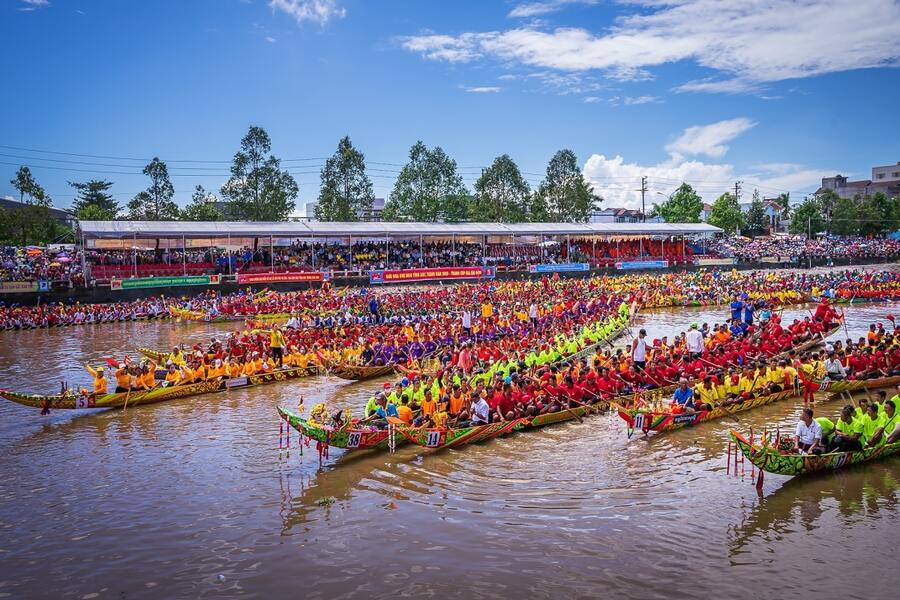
(83, 240, 566, 280)
(4, 235, 900, 289)
(1, 247, 84, 286)
(709, 235, 900, 263)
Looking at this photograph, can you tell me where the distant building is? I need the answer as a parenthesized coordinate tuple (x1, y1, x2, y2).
(817, 161, 900, 199)
(701, 203, 713, 222)
(739, 200, 785, 234)
(306, 198, 385, 222)
(0, 196, 76, 228)
(591, 207, 661, 224)
(360, 197, 385, 222)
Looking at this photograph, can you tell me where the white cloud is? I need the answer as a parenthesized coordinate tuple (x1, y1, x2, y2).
(623, 95, 659, 105)
(19, 0, 50, 11)
(584, 96, 601, 103)
(269, 0, 346, 26)
(508, 0, 598, 18)
(266, 36, 277, 43)
(665, 118, 756, 158)
(402, 1, 900, 91)
(464, 86, 501, 93)
(582, 122, 832, 209)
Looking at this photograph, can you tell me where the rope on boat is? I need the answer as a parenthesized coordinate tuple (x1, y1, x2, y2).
(388, 424, 397, 453)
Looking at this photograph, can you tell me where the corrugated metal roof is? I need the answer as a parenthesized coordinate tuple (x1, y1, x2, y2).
(78, 220, 721, 238)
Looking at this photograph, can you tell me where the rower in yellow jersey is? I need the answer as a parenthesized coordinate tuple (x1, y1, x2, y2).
(84, 364, 108, 394)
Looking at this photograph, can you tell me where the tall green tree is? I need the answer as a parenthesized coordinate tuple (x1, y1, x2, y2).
(69, 179, 118, 219)
(652, 183, 702, 223)
(221, 126, 298, 221)
(221, 126, 300, 221)
(382, 141, 468, 222)
(830, 196, 858, 236)
(315, 136, 374, 221)
(857, 191, 890, 236)
(788, 196, 826, 236)
(181, 185, 224, 221)
(0, 205, 70, 246)
(127, 157, 179, 220)
(10, 166, 50, 207)
(817, 188, 840, 234)
(775, 192, 791, 218)
(707, 192, 744, 234)
(533, 149, 599, 222)
(471, 154, 530, 223)
(744, 189, 768, 236)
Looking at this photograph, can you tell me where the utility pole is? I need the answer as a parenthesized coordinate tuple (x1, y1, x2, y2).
(640, 175, 647, 222)
(734, 180, 742, 202)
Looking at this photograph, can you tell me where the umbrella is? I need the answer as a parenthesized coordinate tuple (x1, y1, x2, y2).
(56, 256, 71, 263)
(49, 262, 61, 267)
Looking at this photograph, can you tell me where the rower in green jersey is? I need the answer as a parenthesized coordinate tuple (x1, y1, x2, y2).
(816, 416, 835, 445)
(860, 403, 882, 446)
(828, 405, 864, 452)
(865, 399, 899, 447)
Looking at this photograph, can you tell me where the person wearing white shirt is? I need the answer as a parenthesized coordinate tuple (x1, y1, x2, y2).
(794, 407, 823, 454)
(462, 309, 472, 333)
(528, 302, 538, 327)
(823, 352, 846, 380)
(685, 322, 704, 358)
(471, 395, 491, 424)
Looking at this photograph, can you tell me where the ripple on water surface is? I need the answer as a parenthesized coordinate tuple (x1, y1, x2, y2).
(0, 303, 898, 598)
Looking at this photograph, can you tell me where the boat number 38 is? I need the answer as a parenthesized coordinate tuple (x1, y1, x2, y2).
(346, 432, 362, 448)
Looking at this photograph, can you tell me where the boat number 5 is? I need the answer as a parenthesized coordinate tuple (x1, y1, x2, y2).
(76, 395, 91, 409)
(346, 432, 361, 448)
(426, 431, 442, 447)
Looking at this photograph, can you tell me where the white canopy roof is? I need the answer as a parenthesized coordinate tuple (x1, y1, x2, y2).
(79, 220, 721, 239)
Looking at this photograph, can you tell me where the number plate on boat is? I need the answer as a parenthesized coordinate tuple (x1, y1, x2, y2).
(426, 431, 443, 447)
(226, 377, 248, 388)
(633, 413, 645, 430)
(346, 432, 362, 448)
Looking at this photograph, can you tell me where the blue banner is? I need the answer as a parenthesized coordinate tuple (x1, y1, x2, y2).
(616, 260, 669, 270)
(529, 263, 590, 273)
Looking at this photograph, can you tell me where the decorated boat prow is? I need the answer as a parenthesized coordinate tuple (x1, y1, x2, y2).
(730, 429, 900, 476)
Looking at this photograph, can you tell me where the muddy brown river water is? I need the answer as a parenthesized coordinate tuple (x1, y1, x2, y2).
(0, 302, 897, 599)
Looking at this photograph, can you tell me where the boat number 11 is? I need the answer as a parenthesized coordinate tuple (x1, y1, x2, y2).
(346, 433, 361, 448)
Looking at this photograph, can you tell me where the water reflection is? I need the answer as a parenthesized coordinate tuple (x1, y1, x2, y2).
(1, 301, 899, 599)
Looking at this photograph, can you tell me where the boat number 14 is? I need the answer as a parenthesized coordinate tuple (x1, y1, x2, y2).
(426, 431, 442, 447)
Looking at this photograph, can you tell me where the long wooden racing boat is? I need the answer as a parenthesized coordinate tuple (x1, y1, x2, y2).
(0, 365, 317, 412)
(616, 389, 795, 437)
(328, 363, 399, 382)
(730, 429, 900, 476)
(398, 399, 608, 451)
(169, 306, 291, 323)
(277, 406, 409, 451)
(823, 374, 900, 399)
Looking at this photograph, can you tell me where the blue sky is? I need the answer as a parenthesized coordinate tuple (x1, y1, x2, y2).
(2, 0, 899, 213)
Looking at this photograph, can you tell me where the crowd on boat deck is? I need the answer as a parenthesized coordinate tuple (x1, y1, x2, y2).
(346, 298, 845, 430)
(4, 268, 900, 331)
(795, 391, 900, 455)
(709, 235, 900, 263)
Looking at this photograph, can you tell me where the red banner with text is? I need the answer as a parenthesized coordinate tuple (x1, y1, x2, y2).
(370, 266, 495, 284)
(236, 271, 327, 284)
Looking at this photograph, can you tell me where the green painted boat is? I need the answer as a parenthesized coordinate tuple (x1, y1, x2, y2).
(731, 429, 900, 476)
(277, 406, 409, 451)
